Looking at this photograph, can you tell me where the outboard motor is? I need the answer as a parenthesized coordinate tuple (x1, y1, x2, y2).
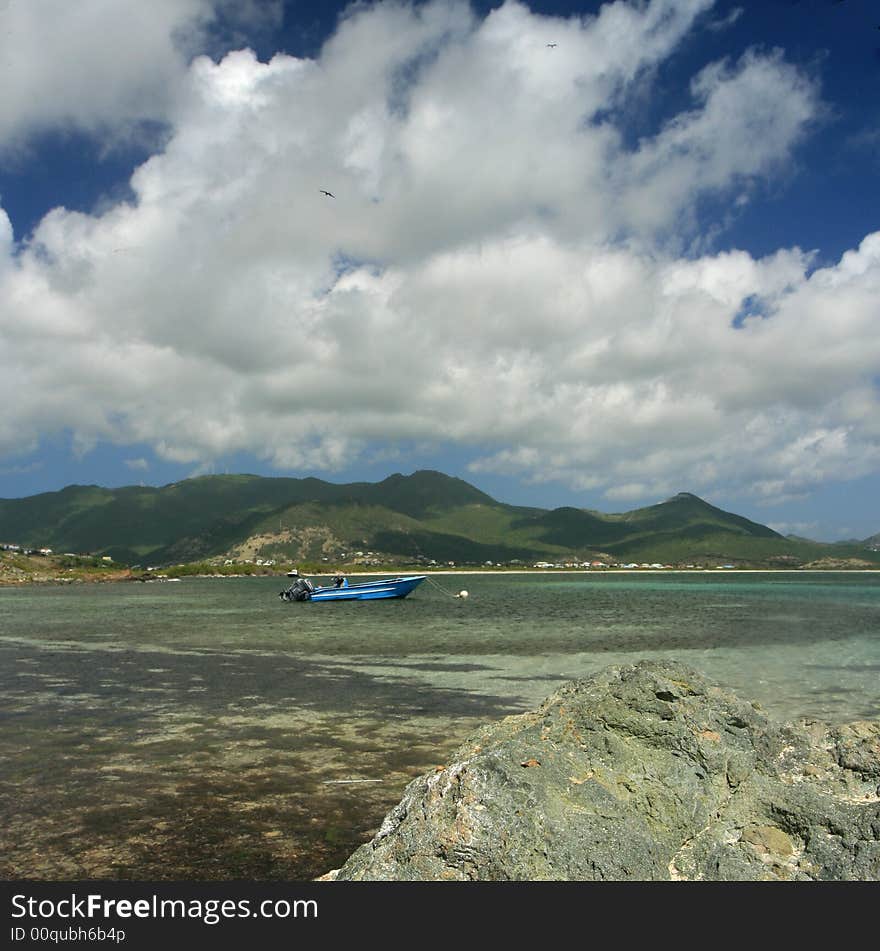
(280, 578, 315, 601)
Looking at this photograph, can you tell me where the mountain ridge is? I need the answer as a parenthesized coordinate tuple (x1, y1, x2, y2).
(1, 470, 877, 569)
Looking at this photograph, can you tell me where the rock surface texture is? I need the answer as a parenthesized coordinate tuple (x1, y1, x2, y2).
(334, 661, 880, 880)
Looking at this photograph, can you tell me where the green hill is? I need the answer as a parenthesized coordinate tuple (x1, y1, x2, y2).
(1, 471, 878, 569)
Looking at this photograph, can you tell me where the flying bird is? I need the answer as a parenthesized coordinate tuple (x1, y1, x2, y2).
(546, 43, 557, 48)
(319, 189, 335, 198)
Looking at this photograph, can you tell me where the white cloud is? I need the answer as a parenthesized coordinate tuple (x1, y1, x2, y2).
(706, 6, 742, 33)
(614, 49, 819, 241)
(0, 0, 200, 150)
(1, 0, 878, 507)
(0, 0, 282, 152)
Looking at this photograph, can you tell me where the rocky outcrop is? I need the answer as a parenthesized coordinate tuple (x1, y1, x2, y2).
(333, 661, 880, 880)
(800, 558, 876, 570)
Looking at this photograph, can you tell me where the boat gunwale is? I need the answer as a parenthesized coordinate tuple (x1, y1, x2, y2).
(311, 574, 426, 593)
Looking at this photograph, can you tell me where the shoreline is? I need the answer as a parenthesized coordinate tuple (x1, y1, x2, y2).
(2, 566, 878, 588)
(341, 567, 880, 576)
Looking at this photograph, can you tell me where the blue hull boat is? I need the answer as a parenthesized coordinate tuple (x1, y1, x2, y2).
(280, 575, 426, 602)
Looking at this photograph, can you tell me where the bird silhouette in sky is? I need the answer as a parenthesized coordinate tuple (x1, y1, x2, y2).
(319, 189, 335, 198)
(546, 43, 557, 48)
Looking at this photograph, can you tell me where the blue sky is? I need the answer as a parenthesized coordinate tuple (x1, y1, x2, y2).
(0, 0, 878, 540)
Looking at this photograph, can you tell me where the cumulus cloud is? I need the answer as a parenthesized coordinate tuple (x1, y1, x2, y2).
(614, 48, 819, 241)
(1, 0, 878, 507)
(0, 0, 281, 151)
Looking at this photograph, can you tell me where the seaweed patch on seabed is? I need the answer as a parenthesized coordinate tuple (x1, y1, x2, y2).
(0, 645, 519, 880)
(0, 710, 476, 881)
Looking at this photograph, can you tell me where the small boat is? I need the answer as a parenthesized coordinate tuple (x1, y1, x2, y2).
(279, 574, 426, 602)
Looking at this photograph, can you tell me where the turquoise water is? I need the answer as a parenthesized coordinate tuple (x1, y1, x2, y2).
(1, 572, 878, 880)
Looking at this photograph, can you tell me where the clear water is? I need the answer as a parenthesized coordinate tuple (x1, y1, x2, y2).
(1, 572, 878, 880)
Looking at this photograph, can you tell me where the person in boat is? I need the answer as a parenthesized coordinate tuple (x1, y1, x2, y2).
(333, 572, 347, 588)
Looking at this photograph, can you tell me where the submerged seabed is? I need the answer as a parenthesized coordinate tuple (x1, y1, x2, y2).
(1, 572, 878, 880)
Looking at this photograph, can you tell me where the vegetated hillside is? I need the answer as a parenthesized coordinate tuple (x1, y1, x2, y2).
(1, 471, 878, 568)
(0, 471, 510, 565)
(622, 492, 781, 539)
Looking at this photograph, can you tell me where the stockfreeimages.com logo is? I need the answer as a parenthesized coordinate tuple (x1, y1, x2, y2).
(11, 892, 318, 928)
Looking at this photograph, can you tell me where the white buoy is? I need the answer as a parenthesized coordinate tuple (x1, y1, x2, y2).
(456, 590, 469, 599)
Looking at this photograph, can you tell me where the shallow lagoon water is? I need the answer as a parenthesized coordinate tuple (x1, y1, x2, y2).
(1, 571, 878, 880)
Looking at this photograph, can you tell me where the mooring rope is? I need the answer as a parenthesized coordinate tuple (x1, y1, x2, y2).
(424, 574, 469, 599)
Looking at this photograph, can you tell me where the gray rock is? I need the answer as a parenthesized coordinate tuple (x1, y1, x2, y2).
(334, 661, 880, 880)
